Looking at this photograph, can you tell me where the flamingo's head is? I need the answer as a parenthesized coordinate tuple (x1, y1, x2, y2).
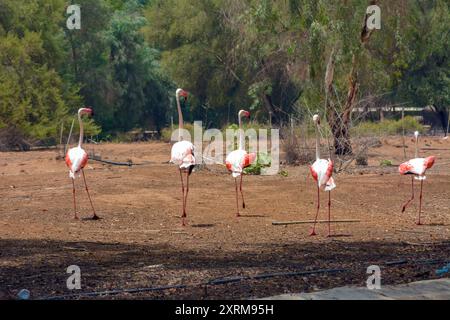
(78, 107, 93, 117)
(313, 114, 320, 125)
(176, 88, 188, 102)
(239, 110, 250, 119)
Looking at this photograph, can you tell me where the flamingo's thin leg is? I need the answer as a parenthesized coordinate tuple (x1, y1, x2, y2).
(72, 178, 78, 220)
(239, 174, 246, 209)
(82, 169, 99, 220)
(179, 169, 186, 226)
(235, 178, 240, 217)
(401, 176, 415, 213)
(310, 186, 320, 236)
(327, 190, 332, 237)
(417, 179, 424, 225)
(183, 170, 190, 226)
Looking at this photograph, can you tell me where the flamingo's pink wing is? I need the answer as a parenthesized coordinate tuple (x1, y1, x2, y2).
(424, 156, 435, 169)
(399, 161, 414, 175)
(241, 152, 256, 168)
(310, 166, 318, 181)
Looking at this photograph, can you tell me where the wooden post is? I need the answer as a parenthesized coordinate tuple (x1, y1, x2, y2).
(59, 122, 64, 157)
(402, 105, 406, 159)
(446, 110, 450, 138)
(59, 122, 64, 145)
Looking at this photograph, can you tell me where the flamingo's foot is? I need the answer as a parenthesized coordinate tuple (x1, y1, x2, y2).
(236, 213, 241, 217)
(182, 218, 186, 227)
(416, 221, 423, 226)
(91, 215, 101, 220)
(326, 234, 333, 238)
(242, 203, 246, 209)
(309, 230, 317, 236)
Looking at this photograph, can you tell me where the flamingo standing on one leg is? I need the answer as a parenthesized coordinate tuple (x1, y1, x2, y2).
(225, 110, 256, 217)
(399, 131, 435, 225)
(309, 114, 336, 237)
(65, 107, 99, 220)
(170, 88, 195, 226)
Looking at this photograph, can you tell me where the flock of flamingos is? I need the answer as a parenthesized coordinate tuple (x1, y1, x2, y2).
(65, 88, 436, 236)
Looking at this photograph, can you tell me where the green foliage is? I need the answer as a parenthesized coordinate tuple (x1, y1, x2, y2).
(160, 123, 195, 143)
(1, 0, 449, 145)
(243, 152, 272, 175)
(0, 0, 101, 144)
(0, 32, 76, 141)
(65, 0, 172, 135)
(352, 116, 424, 137)
(380, 159, 393, 167)
(279, 169, 288, 177)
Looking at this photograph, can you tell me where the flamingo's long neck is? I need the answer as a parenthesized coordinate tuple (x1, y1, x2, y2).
(415, 135, 419, 158)
(315, 122, 320, 160)
(176, 93, 184, 141)
(238, 113, 244, 150)
(78, 111, 84, 148)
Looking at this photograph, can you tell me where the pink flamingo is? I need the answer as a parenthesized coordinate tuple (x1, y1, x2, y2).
(309, 114, 336, 236)
(170, 88, 195, 226)
(65, 107, 99, 220)
(399, 131, 435, 225)
(225, 110, 256, 217)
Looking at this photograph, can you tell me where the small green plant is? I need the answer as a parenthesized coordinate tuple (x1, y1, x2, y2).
(380, 159, 393, 167)
(244, 153, 272, 175)
(279, 169, 288, 177)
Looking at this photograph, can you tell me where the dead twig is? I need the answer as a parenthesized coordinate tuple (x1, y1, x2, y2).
(272, 219, 361, 226)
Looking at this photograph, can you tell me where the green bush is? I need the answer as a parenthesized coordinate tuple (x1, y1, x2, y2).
(352, 116, 424, 137)
(161, 123, 195, 142)
(243, 153, 272, 175)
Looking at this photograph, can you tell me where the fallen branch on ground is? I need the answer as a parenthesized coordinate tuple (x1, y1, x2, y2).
(272, 219, 360, 226)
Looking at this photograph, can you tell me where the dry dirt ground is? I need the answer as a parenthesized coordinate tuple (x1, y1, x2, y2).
(0, 136, 449, 299)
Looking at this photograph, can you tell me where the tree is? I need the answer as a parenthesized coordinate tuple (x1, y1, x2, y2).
(0, 33, 83, 141)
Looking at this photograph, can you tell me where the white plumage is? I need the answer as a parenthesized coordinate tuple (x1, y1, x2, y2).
(171, 140, 195, 169)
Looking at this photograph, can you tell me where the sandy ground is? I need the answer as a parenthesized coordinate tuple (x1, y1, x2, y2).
(0, 136, 449, 299)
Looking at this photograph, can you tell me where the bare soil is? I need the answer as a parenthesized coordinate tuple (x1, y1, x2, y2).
(0, 136, 449, 299)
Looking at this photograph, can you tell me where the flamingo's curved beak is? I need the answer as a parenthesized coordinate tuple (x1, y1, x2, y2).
(245, 111, 250, 118)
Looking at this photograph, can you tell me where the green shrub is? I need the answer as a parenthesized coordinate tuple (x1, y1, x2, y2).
(243, 153, 272, 175)
(380, 159, 393, 167)
(352, 116, 424, 137)
(161, 123, 195, 142)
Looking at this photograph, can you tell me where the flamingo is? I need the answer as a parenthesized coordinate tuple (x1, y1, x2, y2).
(225, 110, 256, 217)
(65, 107, 99, 220)
(399, 131, 436, 225)
(309, 114, 336, 236)
(170, 88, 195, 226)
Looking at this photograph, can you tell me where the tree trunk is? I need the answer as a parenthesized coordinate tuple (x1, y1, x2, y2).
(324, 0, 376, 156)
(325, 53, 358, 156)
